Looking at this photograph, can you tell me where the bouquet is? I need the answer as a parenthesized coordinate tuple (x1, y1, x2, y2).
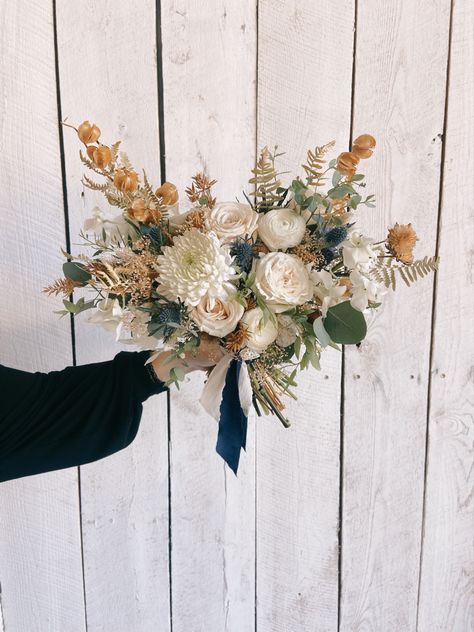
(45, 120, 439, 472)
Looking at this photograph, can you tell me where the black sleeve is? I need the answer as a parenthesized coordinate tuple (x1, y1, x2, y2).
(0, 350, 167, 483)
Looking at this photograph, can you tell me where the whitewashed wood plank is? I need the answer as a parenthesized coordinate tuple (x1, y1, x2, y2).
(339, 1, 452, 630)
(161, 1, 257, 629)
(256, 1, 354, 629)
(0, 1, 85, 630)
(55, 1, 170, 630)
(417, 0, 474, 628)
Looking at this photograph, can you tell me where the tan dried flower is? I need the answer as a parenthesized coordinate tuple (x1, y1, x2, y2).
(386, 223, 418, 264)
(185, 208, 206, 229)
(114, 168, 139, 192)
(156, 182, 179, 205)
(225, 324, 250, 353)
(42, 277, 82, 296)
(78, 120, 101, 144)
(351, 134, 376, 159)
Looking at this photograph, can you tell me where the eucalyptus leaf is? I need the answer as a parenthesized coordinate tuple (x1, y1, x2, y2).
(323, 301, 367, 344)
(63, 261, 91, 284)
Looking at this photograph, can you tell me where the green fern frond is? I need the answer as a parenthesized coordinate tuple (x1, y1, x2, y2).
(249, 146, 284, 211)
(302, 140, 336, 188)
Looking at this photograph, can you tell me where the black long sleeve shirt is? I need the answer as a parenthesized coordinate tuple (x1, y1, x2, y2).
(0, 350, 167, 483)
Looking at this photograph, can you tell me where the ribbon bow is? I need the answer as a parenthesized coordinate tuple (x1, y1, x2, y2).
(199, 355, 253, 474)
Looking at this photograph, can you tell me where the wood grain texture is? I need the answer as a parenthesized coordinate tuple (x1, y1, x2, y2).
(256, 1, 355, 629)
(0, 1, 85, 630)
(55, 1, 170, 630)
(161, 1, 257, 629)
(339, 1, 452, 630)
(417, 0, 474, 628)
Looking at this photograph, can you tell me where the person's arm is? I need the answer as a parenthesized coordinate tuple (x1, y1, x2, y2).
(0, 342, 222, 484)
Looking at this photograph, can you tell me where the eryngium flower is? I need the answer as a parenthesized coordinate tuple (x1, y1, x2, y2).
(155, 228, 238, 306)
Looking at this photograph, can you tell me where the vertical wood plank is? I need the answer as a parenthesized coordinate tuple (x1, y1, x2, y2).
(256, 1, 354, 630)
(417, 0, 474, 628)
(55, 2, 170, 630)
(161, 1, 257, 629)
(0, 1, 85, 630)
(339, 1, 452, 630)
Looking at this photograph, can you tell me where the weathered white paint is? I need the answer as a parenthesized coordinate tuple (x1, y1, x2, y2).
(417, 0, 474, 629)
(256, 1, 354, 629)
(0, 0, 472, 630)
(55, 1, 170, 630)
(161, 2, 257, 630)
(340, 1, 452, 630)
(0, 1, 85, 631)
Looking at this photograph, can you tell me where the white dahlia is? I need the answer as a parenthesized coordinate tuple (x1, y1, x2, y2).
(155, 228, 238, 307)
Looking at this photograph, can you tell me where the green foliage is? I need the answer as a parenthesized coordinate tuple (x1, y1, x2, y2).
(63, 261, 91, 284)
(324, 301, 367, 344)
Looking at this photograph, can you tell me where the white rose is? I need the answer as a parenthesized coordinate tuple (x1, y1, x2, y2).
(254, 252, 313, 313)
(257, 208, 307, 250)
(241, 307, 278, 353)
(204, 202, 259, 244)
(190, 296, 244, 337)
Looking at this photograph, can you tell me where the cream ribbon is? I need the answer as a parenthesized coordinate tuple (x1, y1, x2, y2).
(199, 355, 253, 421)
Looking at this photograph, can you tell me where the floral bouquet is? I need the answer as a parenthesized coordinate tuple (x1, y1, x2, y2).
(45, 121, 439, 472)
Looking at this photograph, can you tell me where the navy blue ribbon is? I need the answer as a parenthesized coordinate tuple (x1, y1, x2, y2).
(216, 359, 248, 475)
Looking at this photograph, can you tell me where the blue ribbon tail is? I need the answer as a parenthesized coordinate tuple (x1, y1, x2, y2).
(216, 359, 248, 475)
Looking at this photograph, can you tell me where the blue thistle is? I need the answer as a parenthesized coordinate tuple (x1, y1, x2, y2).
(321, 248, 335, 265)
(230, 237, 260, 272)
(157, 304, 181, 325)
(324, 227, 347, 247)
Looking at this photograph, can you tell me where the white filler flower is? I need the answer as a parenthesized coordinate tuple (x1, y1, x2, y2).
(257, 208, 306, 250)
(155, 228, 238, 307)
(342, 230, 376, 270)
(205, 202, 259, 244)
(311, 269, 347, 317)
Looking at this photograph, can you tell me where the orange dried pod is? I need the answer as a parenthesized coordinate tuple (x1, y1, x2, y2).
(78, 120, 101, 144)
(114, 168, 139, 192)
(128, 198, 161, 224)
(86, 145, 96, 161)
(336, 151, 360, 177)
(156, 181, 178, 205)
(91, 145, 112, 169)
(352, 134, 376, 159)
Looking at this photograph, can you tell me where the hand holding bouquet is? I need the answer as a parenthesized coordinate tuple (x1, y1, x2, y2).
(45, 121, 438, 472)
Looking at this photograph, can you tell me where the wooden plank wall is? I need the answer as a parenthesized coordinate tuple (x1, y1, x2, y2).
(0, 1, 472, 631)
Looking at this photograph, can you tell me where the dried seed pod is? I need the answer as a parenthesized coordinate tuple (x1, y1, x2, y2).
(156, 181, 178, 205)
(352, 134, 376, 159)
(336, 151, 360, 177)
(114, 168, 139, 192)
(78, 120, 101, 144)
(91, 145, 112, 169)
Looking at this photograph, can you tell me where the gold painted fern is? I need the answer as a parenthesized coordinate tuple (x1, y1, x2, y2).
(372, 256, 440, 290)
(302, 140, 336, 188)
(249, 146, 283, 210)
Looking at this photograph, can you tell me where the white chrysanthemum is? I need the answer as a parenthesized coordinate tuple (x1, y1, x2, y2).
(155, 228, 238, 307)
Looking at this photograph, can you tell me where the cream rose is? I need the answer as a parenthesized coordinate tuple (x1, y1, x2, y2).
(257, 208, 306, 250)
(190, 296, 244, 337)
(204, 202, 259, 244)
(254, 252, 313, 313)
(241, 307, 278, 353)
